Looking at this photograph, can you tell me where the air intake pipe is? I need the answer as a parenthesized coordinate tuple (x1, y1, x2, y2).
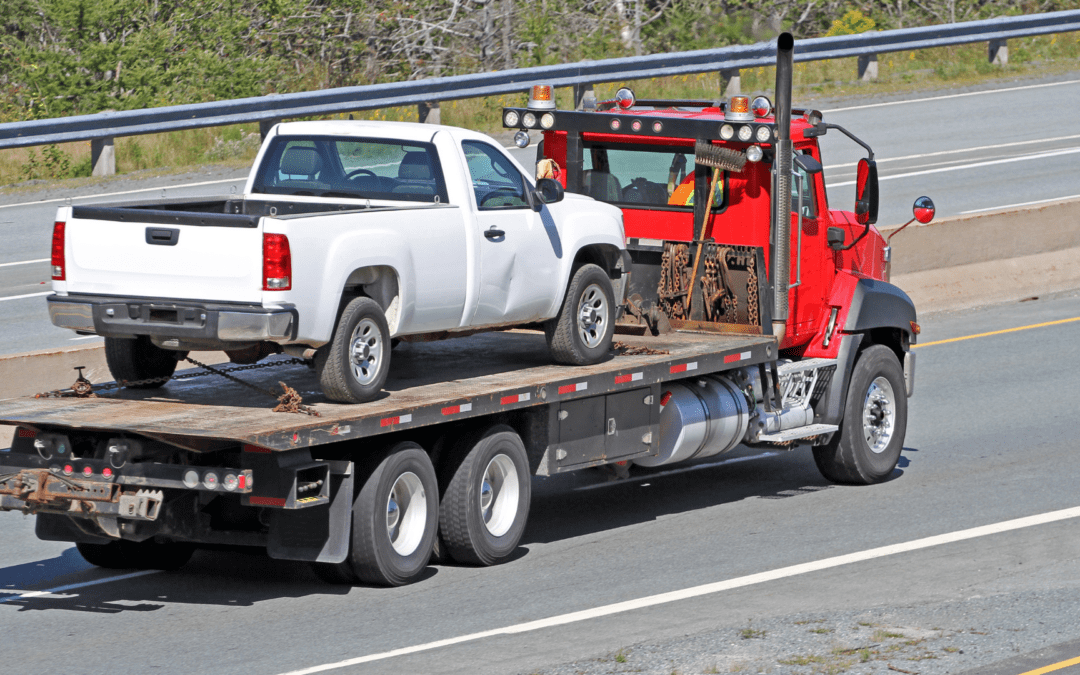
(771, 32, 794, 346)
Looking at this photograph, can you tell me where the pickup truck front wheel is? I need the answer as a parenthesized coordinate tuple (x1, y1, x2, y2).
(547, 264, 615, 365)
(317, 297, 390, 404)
(104, 336, 183, 388)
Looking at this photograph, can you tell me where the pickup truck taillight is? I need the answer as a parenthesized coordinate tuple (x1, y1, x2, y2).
(51, 221, 66, 280)
(263, 233, 292, 291)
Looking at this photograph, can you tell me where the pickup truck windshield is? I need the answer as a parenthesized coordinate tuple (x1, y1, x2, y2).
(251, 136, 449, 204)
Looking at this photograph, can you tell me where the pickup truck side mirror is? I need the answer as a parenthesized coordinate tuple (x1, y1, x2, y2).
(531, 178, 565, 212)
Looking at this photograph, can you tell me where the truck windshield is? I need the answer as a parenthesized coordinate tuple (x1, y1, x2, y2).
(580, 143, 724, 211)
(251, 136, 449, 204)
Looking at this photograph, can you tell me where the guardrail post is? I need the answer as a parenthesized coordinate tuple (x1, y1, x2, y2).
(418, 101, 441, 124)
(573, 83, 596, 110)
(90, 137, 115, 176)
(989, 38, 1008, 65)
(721, 69, 741, 96)
(857, 53, 879, 81)
(259, 119, 282, 140)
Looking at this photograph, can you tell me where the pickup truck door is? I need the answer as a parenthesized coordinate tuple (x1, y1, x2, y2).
(461, 140, 562, 326)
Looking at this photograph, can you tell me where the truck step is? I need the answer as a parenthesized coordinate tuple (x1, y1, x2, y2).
(757, 423, 838, 443)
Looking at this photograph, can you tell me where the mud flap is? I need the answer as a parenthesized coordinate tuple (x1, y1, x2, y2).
(267, 460, 353, 564)
(35, 513, 112, 545)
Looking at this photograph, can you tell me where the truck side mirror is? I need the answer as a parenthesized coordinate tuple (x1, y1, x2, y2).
(854, 158, 878, 225)
(913, 195, 935, 224)
(532, 178, 564, 211)
(827, 226, 846, 250)
(793, 153, 822, 174)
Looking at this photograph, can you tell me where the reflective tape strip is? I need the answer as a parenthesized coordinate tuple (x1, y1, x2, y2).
(670, 362, 698, 374)
(243, 444, 272, 454)
(500, 393, 532, 405)
(615, 372, 644, 384)
(380, 414, 413, 427)
(723, 351, 752, 364)
(442, 403, 473, 416)
(558, 382, 588, 395)
(249, 496, 286, 507)
(16, 428, 37, 438)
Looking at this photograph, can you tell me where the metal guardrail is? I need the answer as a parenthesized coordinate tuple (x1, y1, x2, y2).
(1, 9, 1077, 152)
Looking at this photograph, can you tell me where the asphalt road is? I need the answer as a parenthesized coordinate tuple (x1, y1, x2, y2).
(1, 73, 1078, 356)
(2, 290, 1080, 675)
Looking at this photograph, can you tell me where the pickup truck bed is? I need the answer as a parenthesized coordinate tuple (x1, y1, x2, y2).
(0, 331, 772, 455)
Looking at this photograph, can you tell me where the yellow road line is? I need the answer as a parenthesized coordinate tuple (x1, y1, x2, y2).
(914, 316, 1080, 348)
(1017, 655, 1080, 675)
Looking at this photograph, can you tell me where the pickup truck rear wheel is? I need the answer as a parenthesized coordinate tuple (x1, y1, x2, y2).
(317, 297, 390, 403)
(546, 263, 615, 365)
(76, 540, 195, 570)
(104, 336, 182, 388)
(812, 345, 907, 485)
(315, 443, 438, 586)
(439, 425, 531, 566)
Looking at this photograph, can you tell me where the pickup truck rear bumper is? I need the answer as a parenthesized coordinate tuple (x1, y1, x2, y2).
(47, 294, 296, 342)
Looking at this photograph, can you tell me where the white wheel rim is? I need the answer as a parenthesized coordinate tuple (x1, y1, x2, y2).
(349, 318, 383, 386)
(386, 471, 427, 556)
(480, 454, 520, 537)
(576, 283, 608, 349)
(862, 376, 897, 454)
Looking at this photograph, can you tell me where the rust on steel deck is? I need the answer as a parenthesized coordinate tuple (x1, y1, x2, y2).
(0, 330, 773, 451)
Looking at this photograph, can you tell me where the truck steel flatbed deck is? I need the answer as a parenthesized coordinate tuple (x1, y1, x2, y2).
(0, 330, 773, 452)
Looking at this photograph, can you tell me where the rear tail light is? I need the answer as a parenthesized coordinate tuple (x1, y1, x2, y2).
(263, 233, 292, 291)
(51, 221, 66, 280)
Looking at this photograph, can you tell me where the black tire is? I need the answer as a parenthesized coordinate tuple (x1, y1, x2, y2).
(439, 425, 531, 566)
(76, 540, 195, 570)
(104, 336, 181, 389)
(546, 263, 615, 365)
(813, 344, 908, 485)
(316, 297, 391, 403)
(314, 443, 438, 586)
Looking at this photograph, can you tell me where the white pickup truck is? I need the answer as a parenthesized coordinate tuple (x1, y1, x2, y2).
(47, 121, 629, 402)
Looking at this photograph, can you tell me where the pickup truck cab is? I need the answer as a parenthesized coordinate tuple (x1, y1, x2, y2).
(47, 121, 629, 402)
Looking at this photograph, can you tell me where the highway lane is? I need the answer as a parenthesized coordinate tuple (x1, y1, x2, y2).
(2, 290, 1080, 675)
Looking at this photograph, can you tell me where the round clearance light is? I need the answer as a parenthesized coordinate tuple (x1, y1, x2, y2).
(751, 95, 773, 118)
(631, 120, 642, 132)
(746, 145, 764, 163)
(737, 125, 753, 142)
(82, 466, 93, 476)
(503, 110, 520, 127)
(223, 474, 239, 492)
(63, 464, 74, 476)
(102, 467, 114, 478)
(719, 124, 735, 140)
(755, 125, 772, 142)
(513, 130, 530, 148)
(183, 470, 200, 489)
(540, 112, 555, 129)
(652, 121, 663, 133)
(203, 472, 219, 490)
(521, 112, 537, 128)
(610, 119, 621, 131)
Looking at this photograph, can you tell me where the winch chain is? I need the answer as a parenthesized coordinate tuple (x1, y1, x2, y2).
(747, 253, 760, 327)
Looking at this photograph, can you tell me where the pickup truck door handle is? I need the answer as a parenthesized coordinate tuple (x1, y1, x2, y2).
(145, 227, 180, 246)
(484, 227, 506, 240)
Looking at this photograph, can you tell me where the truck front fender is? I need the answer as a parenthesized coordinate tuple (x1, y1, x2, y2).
(843, 278, 917, 336)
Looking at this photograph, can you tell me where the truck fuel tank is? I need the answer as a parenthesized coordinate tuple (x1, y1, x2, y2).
(635, 376, 750, 468)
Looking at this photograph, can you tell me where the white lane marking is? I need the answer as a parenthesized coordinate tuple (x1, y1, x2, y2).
(0, 258, 49, 268)
(823, 79, 1080, 113)
(0, 178, 244, 211)
(823, 133, 1080, 170)
(0, 291, 51, 302)
(960, 194, 1080, 214)
(70, 335, 103, 341)
(276, 504, 1080, 675)
(0, 569, 160, 604)
(827, 146, 1080, 188)
(574, 452, 782, 491)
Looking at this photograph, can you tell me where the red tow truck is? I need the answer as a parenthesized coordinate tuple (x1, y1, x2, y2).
(0, 34, 932, 587)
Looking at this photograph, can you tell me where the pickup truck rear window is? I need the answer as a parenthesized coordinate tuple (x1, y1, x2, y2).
(251, 136, 449, 204)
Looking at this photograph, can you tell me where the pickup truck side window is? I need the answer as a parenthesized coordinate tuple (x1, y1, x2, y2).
(581, 142, 725, 212)
(251, 136, 449, 204)
(461, 141, 530, 210)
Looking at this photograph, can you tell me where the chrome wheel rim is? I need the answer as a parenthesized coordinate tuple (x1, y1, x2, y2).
(349, 318, 383, 386)
(576, 283, 608, 349)
(480, 454, 519, 537)
(862, 376, 896, 454)
(386, 471, 426, 556)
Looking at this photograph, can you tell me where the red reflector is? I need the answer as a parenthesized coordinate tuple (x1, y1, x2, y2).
(238, 475, 247, 490)
(82, 466, 93, 476)
(51, 221, 66, 280)
(263, 233, 292, 291)
(660, 391, 672, 407)
(910, 321, 921, 335)
(102, 467, 113, 478)
(242, 444, 272, 454)
(17, 428, 37, 438)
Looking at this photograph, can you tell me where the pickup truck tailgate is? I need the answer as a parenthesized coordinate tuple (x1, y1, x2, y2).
(64, 207, 264, 303)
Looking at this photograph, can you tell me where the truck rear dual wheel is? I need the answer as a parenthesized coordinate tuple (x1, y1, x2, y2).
(313, 442, 439, 586)
(317, 297, 390, 404)
(76, 540, 195, 570)
(439, 426, 531, 566)
(813, 344, 908, 485)
(104, 336, 183, 388)
(547, 264, 615, 365)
